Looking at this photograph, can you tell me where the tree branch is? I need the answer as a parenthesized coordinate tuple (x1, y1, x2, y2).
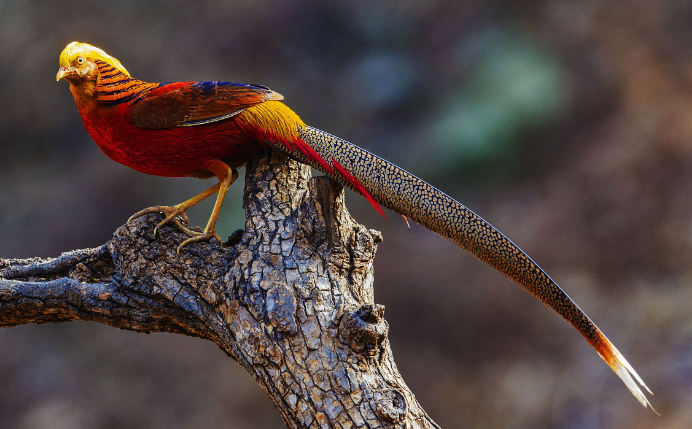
(0, 150, 440, 428)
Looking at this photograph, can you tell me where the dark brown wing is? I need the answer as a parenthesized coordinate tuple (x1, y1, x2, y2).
(128, 81, 283, 129)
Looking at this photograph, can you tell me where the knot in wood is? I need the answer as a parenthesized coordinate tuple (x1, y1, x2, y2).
(375, 388, 408, 423)
(368, 229, 383, 244)
(266, 281, 297, 335)
(339, 304, 388, 356)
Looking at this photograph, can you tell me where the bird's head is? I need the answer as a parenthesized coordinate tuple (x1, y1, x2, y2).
(57, 42, 130, 84)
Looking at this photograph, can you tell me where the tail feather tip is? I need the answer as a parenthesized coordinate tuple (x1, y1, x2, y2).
(608, 346, 658, 415)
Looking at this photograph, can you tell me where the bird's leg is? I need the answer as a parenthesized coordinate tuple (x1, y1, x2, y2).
(177, 163, 239, 253)
(128, 182, 222, 236)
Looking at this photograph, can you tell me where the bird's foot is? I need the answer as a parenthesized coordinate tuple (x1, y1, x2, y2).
(128, 205, 194, 237)
(176, 229, 223, 254)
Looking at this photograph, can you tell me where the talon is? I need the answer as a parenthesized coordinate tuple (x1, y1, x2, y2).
(176, 231, 223, 254)
(129, 205, 191, 236)
(171, 217, 196, 236)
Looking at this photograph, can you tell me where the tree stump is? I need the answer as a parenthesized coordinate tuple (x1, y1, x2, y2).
(0, 150, 440, 428)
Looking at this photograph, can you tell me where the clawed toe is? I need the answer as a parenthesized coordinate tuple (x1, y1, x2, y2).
(176, 231, 223, 254)
(128, 205, 190, 235)
(170, 217, 197, 236)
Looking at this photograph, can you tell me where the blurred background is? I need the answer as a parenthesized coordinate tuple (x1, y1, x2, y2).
(1, 0, 691, 427)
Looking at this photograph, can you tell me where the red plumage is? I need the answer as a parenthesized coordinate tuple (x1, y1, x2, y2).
(78, 95, 259, 179)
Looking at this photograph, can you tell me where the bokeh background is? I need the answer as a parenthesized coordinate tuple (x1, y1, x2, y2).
(1, 1, 691, 428)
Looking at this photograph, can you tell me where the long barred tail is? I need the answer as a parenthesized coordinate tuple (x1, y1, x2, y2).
(266, 125, 654, 411)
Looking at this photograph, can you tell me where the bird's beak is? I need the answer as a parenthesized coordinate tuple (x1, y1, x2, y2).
(56, 67, 68, 81)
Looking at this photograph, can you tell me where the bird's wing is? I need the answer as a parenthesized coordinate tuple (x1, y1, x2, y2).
(128, 81, 283, 129)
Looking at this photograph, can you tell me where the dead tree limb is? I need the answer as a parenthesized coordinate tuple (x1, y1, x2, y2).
(0, 150, 440, 429)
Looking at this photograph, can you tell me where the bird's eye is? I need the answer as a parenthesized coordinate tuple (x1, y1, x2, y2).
(77, 57, 84, 65)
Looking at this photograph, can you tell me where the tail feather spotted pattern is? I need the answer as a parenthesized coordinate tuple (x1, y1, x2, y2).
(265, 126, 654, 411)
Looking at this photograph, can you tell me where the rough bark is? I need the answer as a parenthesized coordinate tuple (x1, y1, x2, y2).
(0, 150, 440, 429)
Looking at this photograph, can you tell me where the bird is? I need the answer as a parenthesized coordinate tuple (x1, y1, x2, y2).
(57, 41, 654, 411)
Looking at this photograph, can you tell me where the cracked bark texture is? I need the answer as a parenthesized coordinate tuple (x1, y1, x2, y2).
(0, 150, 440, 429)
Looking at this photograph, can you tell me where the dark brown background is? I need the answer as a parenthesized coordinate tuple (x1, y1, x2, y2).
(1, 1, 690, 428)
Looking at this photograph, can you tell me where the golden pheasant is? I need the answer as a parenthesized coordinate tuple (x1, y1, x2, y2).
(57, 41, 654, 411)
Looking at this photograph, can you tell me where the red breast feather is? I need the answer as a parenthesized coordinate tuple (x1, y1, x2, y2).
(79, 101, 258, 178)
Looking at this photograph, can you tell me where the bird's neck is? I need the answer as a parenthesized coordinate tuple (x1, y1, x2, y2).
(92, 60, 161, 106)
(69, 79, 99, 110)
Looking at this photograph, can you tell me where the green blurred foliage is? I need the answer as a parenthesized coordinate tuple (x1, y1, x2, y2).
(431, 28, 566, 173)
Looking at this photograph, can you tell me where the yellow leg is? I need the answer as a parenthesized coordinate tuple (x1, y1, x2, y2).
(128, 182, 222, 236)
(177, 166, 239, 253)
